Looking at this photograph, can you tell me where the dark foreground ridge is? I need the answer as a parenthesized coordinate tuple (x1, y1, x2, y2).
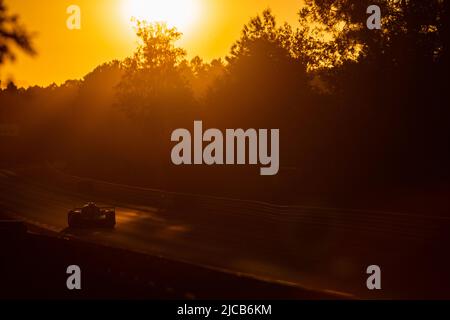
(0, 218, 342, 300)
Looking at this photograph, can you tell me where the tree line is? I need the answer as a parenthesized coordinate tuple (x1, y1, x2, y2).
(1, 0, 449, 205)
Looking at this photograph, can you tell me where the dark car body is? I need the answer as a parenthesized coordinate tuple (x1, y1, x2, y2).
(68, 203, 116, 228)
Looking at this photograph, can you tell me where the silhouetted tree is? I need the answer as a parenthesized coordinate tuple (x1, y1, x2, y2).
(228, 9, 296, 62)
(0, 0, 35, 65)
(298, 0, 448, 81)
(297, 0, 450, 185)
(116, 21, 194, 121)
(206, 10, 311, 128)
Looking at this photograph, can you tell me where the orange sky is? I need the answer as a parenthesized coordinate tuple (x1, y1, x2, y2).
(0, 0, 303, 88)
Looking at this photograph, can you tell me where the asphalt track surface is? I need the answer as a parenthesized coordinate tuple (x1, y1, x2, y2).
(1, 167, 449, 299)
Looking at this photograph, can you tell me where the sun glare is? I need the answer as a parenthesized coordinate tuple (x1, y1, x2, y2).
(123, 0, 201, 33)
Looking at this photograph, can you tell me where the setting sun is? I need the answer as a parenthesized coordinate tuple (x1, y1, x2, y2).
(122, 0, 202, 32)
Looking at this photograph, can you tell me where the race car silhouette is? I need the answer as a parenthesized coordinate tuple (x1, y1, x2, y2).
(68, 202, 116, 228)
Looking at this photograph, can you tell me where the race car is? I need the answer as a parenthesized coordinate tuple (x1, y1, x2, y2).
(68, 202, 116, 228)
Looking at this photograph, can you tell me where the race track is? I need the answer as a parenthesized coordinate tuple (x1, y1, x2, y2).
(1, 167, 449, 299)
